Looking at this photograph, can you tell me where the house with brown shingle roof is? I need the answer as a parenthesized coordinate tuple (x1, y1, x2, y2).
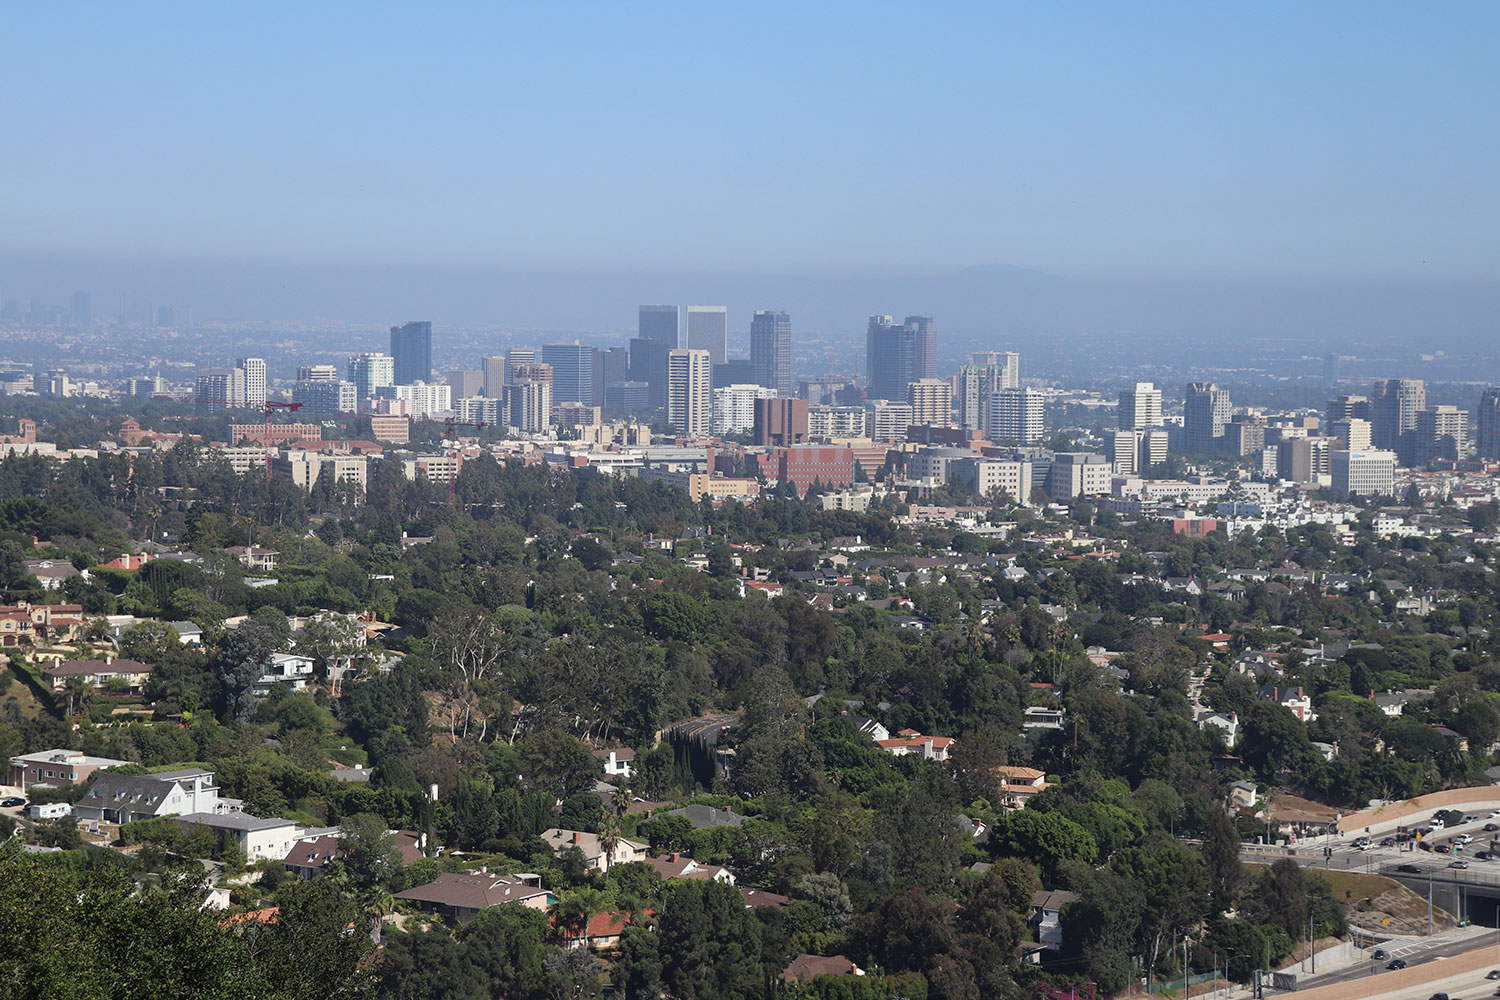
(780, 954, 864, 982)
(394, 872, 555, 924)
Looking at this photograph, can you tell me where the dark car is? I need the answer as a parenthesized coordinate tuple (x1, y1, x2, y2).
(1387, 958, 1408, 970)
(1486, 823, 1499, 832)
(1478, 852, 1496, 861)
(1487, 969, 1500, 979)
(1398, 864, 1423, 873)
(1429, 993, 1449, 1000)
(1380, 837, 1397, 847)
(0, 797, 22, 808)
(1372, 949, 1388, 960)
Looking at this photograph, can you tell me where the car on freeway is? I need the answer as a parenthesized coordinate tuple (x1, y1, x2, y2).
(1428, 993, 1450, 1000)
(1486, 823, 1500, 832)
(1458, 834, 1475, 844)
(1450, 859, 1469, 869)
(1387, 958, 1408, 970)
(1381, 837, 1397, 847)
(1372, 949, 1388, 960)
(1466, 815, 1481, 823)
(0, 797, 23, 808)
(1487, 969, 1500, 979)
(1398, 864, 1423, 873)
(1477, 851, 1495, 861)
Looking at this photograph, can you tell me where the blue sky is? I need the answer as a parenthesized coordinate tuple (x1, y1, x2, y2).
(5, 2, 1498, 282)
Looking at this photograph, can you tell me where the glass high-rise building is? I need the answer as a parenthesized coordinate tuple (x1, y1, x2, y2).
(541, 342, 598, 405)
(1184, 382, 1230, 453)
(1476, 387, 1500, 460)
(348, 353, 395, 399)
(750, 310, 791, 397)
(865, 315, 936, 402)
(686, 306, 728, 366)
(632, 306, 679, 410)
(1371, 378, 1425, 464)
(390, 321, 433, 385)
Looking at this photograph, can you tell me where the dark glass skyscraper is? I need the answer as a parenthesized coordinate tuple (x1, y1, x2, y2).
(541, 342, 598, 405)
(750, 310, 791, 397)
(631, 305, 678, 410)
(390, 321, 433, 385)
(866, 314, 937, 402)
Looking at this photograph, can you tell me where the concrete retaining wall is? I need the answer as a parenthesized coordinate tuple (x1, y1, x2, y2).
(1283, 941, 1494, 1000)
(1339, 788, 1500, 835)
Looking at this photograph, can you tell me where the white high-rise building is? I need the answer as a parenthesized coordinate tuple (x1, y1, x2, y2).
(348, 353, 395, 399)
(666, 349, 711, 437)
(378, 381, 452, 418)
(989, 387, 1046, 445)
(712, 383, 776, 436)
(1118, 383, 1163, 431)
(1332, 450, 1396, 497)
(957, 353, 1018, 432)
(1111, 429, 1169, 475)
(509, 380, 552, 432)
(809, 406, 869, 440)
(297, 364, 339, 383)
(194, 368, 246, 412)
(236, 358, 267, 408)
(686, 306, 728, 366)
(868, 401, 914, 442)
(906, 379, 952, 427)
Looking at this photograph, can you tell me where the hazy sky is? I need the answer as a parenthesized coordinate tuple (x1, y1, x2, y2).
(7, 2, 1498, 287)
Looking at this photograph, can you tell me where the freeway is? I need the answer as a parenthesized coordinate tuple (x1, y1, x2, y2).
(1290, 927, 1500, 993)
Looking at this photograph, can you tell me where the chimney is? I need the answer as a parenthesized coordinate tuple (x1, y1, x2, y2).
(572, 831, 580, 844)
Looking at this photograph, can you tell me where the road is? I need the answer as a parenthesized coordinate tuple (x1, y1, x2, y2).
(1291, 928, 1500, 993)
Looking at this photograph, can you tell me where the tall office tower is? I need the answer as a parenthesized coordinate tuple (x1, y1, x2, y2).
(194, 368, 246, 413)
(456, 397, 501, 425)
(390, 321, 433, 385)
(1183, 382, 1231, 453)
(606, 381, 651, 410)
(69, 291, 91, 327)
(1225, 417, 1267, 457)
(509, 379, 552, 433)
(297, 364, 339, 383)
(905, 316, 937, 381)
(348, 353, 395, 399)
(713, 358, 757, 388)
(509, 362, 553, 393)
(713, 384, 778, 436)
(541, 342, 597, 404)
(1415, 406, 1468, 464)
(506, 347, 536, 379)
(1476, 388, 1500, 459)
(989, 387, 1046, 445)
(866, 314, 936, 401)
(968, 351, 1020, 388)
(632, 305, 679, 410)
(1114, 429, 1170, 474)
(1371, 379, 1426, 464)
(1279, 436, 1334, 484)
(1332, 449, 1396, 497)
(666, 349, 711, 437)
(958, 355, 1015, 431)
(1118, 382, 1164, 431)
(808, 405, 870, 440)
(236, 357, 267, 408)
(481, 355, 508, 398)
(686, 306, 728, 366)
(1328, 418, 1372, 452)
(1327, 394, 1373, 424)
(447, 369, 483, 400)
(1323, 353, 1341, 383)
(753, 398, 809, 447)
(865, 315, 910, 401)
(127, 375, 168, 397)
(293, 378, 356, 416)
(750, 310, 792, 396)
(906, 379, 952, 426)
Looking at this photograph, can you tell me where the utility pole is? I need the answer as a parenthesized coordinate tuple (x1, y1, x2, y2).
(1428, 872, 1434, 937)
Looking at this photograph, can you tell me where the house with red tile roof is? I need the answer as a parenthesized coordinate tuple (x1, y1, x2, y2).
(875, 729, 955, 762)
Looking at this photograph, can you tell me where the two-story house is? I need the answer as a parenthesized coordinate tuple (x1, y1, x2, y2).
(74, 768, 240, 825)
(540, 828, 648, 873)
(875, 729, 955, 762)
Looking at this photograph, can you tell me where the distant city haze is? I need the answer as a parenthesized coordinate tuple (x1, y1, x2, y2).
(2, 5, 1498, 357)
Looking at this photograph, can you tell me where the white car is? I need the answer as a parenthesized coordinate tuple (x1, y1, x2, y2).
(1457, 834, 1474, 844)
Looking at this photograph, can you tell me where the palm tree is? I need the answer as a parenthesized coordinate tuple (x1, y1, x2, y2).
(598, 814, 622, 864)
(611, 785, 632, 818)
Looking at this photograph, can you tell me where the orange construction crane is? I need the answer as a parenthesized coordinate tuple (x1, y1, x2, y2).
(150, 396, 306, 481)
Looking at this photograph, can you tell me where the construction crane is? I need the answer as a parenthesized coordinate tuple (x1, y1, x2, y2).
(150, 396, 306, 481)
(431, 416, 488, 505)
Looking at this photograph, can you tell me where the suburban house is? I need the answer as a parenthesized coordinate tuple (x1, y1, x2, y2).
(74, 768, 239, 825)
(1371, 691, 1413, 717)
(395, 872, 554, 923)
(254, 652, 315, 696)
(175, 812, 304, 862)
(42, 657, 154, 694)
(1228, 780, 1259, 812)
(539, 828, 648, 873)
(1022, 706, 1066, 730)
(8, 749, 127, 789)
(839, 712, 890, 743)
(283, 830, 423, 879)
(662, 804, 745, 829)
(0, 602, 87, 646)
(740, 888, 790, 909)
(23, 559, 85, 591)
(557, 910, 652, 951)
(166, 620, 204, 644)
(592, 747, 635, 779)
(645, 853, 735, 884)
(994, 766, 1051, 811)
(225, 546, 278, 573)
(1257, 684, 1316, 722)
(1194, 709, 1240, 745)
(1030, 889, 1079, 952)
(875, 729, 955, 761)
(780, 954, 865, 983)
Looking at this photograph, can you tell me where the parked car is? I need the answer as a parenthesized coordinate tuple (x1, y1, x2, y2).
(1450, 860, 1469, 869)
(1387, 958, 1408, 970)
(0, 797, 23, 808)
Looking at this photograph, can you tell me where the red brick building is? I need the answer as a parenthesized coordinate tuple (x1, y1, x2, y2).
(777, 446, 855, 496)
(753, 398, 808, 447)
